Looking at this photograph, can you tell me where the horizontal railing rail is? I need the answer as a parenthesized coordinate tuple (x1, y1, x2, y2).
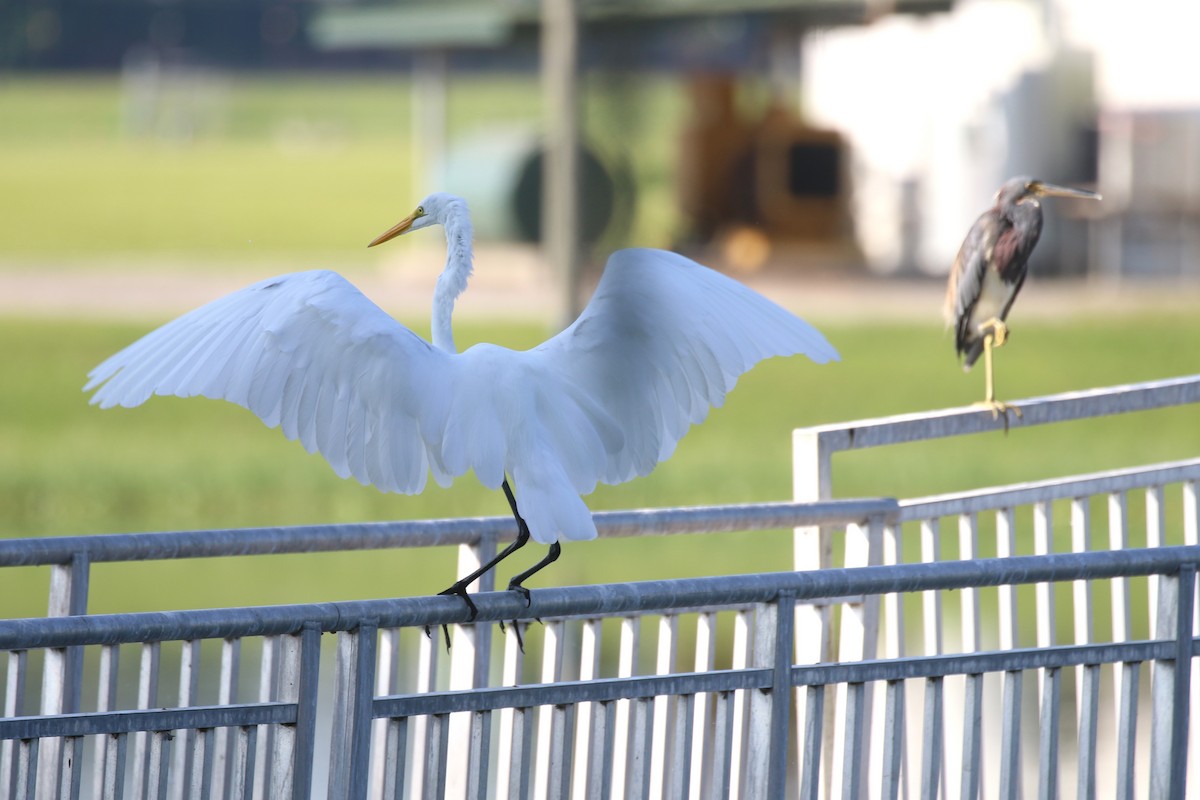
(4, 545, 1198, 652)
(795, 374, 1200, 454)
(0, 498, 898, 568)
(898, 456, 1200, 520)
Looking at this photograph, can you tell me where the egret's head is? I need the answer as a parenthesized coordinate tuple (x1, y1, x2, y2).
(368, 193, 467, 248)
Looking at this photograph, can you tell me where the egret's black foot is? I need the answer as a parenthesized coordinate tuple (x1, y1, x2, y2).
(424, 582, 479, 651)
(508, 582, 532, 608)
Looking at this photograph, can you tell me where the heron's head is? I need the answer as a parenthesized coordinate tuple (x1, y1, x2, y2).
(996, 176, 1101, 208)
(368, 192, 468, 247)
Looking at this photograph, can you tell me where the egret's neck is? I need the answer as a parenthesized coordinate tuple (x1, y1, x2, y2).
(431, 206, 474, 353)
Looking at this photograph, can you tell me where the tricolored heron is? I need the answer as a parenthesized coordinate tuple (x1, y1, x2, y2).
(944, 176, 1101, 418)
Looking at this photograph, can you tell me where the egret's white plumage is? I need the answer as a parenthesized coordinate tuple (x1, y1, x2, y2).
(86, 192, 839, 547)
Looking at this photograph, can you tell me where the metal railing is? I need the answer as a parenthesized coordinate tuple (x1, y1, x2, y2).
(2, 373, 1198, 799)
(791, 374, 1200, 799)
(2, 547, 1198, 799)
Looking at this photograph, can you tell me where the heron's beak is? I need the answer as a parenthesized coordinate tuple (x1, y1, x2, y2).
(1031, 181, 1102, 201)
(368, 210, 421, 248)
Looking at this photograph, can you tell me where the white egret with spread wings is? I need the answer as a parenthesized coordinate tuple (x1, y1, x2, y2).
(86, 192, 839, 624)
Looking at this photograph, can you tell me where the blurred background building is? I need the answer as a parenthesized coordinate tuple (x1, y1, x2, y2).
(3, 0, 1199, 282)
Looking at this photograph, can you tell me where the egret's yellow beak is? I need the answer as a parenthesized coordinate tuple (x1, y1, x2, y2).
(1031, 181, 1102, 201)
(368, 209, 423, 248)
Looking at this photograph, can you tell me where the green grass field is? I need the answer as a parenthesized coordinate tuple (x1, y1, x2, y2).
(1, 75, 1197, 628)
(3, 313, 1197, 621)
(0, 74, 686, 262)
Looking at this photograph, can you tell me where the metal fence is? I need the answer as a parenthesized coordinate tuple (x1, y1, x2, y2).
(2, 374, 1198, 799)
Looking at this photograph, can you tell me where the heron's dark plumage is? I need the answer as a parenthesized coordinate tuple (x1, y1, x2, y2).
(945, 177, 1047, 369)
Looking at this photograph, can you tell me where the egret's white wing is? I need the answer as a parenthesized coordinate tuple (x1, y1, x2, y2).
(532, 247, 839, 493)
(85, 270, 455, 494)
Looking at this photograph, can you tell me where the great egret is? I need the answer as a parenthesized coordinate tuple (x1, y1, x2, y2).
(86, 192, 839, 623)
(945, 177, 1100, 417)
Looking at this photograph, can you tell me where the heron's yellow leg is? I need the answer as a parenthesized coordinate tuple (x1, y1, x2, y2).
(972, 327, 1023, 424)
(980, 317, 1009, 348)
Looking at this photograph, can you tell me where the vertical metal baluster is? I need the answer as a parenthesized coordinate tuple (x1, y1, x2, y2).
(1037, 667, 1060, 800)
(407, 626, 439, 797)
(170, 640, 200, 800)
(189, 729, 212, 800)
(996, 508, 1023, 798)
(466, 709, 492, 800)
(998, 669, 1023, 799)
(291, 624, 321, 800)
(103, 733, 128, 800)
(39, 554, 89, 800)
(382, 718, 407, 800)
(832, 519, 882, 800)
(370, 628, 399, 800)
(1109, 489, 1133, 792)
(710, 691, 733, 800)
(690, 612, 716, 800)
(269, 635, 299, 800)
(231, 726, 255, 800)
(1114, 661, 1139, 800)
(840, 682, 866, 800)
(958, 512, 983, 800)
(920, 676, 943, 800)
(252, 636, 278, 800)
(1153, 564, 1196, 799)
(669, 689, 694, 800)
(649, 614, 678, 800)
(793, 428, 836, 800)
(328, 624, 376, 800)
(446, 534, 493, 800)
(878, 523, 905, 799)
(626, 697, 652, 800)
(213, 638, 240, 799)
(727, 608, 750, 800)
(145, 730, 165, 800)
(919, 518, 944, 800)
(424, 714, 449, 800)
(1182, 481, 1199, 777)
(572, 618, 603, 800)
(494, 623, 525, 800)
(1071, 497, 1093, 695)
(3, 650, 29, 798)
(90, 645, 120, 795)
(747, 597, 792, 800)
(1077, 664, 1101, 799)
(58, 734, 83, 800)
(1146, 486, 1165, 633)
(611, 615, 639, 800)
(534, 619, 566, 800)
(799, 685, 825, 800)
(132, 641, 162, 800)
(504, 705, 534, 800)
(1033, 500, 1057, 797)
(880, 680, 904, 800)
(959, 671, 983, 800)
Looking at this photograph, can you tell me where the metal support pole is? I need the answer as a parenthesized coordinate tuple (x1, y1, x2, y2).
(541, 0, 582, 325)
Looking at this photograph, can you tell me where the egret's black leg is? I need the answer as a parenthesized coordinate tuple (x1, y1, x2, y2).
(497, 543, 560, 654)
(507, 542, 562, 607)
(425, 478, 532, 647)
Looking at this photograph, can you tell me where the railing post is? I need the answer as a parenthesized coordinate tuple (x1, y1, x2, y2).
(746, 592, 795, 799)
(37, 552, 89, 799)
(1150, 566, 1195, 800)
(448, 531, 497, 800)
(793, 428, 836, 797)
(285, 623, 321, 800)
(329, 621, 378, 800)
